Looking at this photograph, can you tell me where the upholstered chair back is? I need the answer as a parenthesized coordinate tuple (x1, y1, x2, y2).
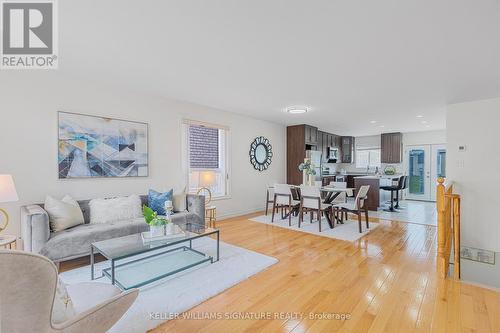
(329, 181, 347, 203)
(300, 185, 321, 209)
(274, 184, 292, 205)
(0, 250, 57, 333)
(355, 185, 370, 210)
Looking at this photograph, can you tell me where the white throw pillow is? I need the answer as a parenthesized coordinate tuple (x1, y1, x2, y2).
(173, 187, 187, 212)
(52, 278, 76, 324)
(45, 195, 84, 232)
(89, 195, 142, 224)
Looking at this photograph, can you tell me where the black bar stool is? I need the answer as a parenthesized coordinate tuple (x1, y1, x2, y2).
(394, 175, 407, 209)
(380, 176, 405, 212)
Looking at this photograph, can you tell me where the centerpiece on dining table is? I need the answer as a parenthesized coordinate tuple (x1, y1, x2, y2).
(298, 159, 317, 186)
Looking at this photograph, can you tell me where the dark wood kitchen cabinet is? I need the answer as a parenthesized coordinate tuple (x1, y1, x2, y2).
(340, 136, 355, 163)
(304, 125, 318, 145)
(381, 132, 403, 163)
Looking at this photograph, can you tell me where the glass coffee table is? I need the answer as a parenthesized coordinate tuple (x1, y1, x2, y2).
(90, 222, 219, 290)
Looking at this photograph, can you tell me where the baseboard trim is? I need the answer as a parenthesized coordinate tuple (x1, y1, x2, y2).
(217, 207, 264, 221)
(460, 279, 500, 292)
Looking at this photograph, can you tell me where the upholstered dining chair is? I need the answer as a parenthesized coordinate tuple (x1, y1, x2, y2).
(332, 185, 370, 233)
(298, 185, 332, 232)
(0, 250, 138, 333)
(329, 181, 348, 221)
(265, 186, 274, 215)
(271, 184, 300, 226)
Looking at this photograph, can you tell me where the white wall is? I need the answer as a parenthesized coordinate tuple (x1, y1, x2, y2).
(447, 97, 500, 289)
(403, 130, 446, 146)
(0, 72, 286, 239)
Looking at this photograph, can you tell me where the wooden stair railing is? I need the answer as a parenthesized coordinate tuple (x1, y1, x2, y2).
(436, 177, 461, 279)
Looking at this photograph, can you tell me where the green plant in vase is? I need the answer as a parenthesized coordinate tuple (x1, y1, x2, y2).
(298, 160, 316, 185)
(143, 205, 169, 237)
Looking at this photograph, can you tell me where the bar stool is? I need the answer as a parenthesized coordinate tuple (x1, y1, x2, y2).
(380, 176, 405, 212)
(394, 175, 407, 209)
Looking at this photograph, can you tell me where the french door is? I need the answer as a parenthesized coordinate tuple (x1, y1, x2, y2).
(406, 144, 446, 201)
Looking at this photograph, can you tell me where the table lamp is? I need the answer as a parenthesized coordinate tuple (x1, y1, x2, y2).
(0, 175, 19, 233)
(196, 170, 216, 204)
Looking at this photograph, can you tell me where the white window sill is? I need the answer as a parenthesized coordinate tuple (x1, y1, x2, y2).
(210, 195, 231, 201)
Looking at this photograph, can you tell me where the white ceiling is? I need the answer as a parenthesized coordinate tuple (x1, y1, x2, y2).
(58, 0, 500, 136)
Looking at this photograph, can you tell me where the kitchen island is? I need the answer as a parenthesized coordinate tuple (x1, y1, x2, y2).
(353, 175, 402, 211)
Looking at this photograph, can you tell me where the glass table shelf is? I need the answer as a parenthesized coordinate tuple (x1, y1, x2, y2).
(91, 222, 220, 290)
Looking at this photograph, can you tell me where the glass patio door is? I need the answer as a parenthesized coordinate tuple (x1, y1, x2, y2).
(406, 144, 446, 201)
(430, 144, 446, 201)
(406, 145, 431, 201)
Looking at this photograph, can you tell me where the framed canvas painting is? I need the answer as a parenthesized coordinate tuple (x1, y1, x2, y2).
(58, 112, 149, 178)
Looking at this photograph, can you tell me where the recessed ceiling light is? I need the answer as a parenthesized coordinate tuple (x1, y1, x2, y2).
(421, 120, 428, 124)
(286, 107, 308, 114)
(426, 125, 431, 128)
(416, 115, 424, 118)
(379, 125, 385, 128)
(370, 120, 377, 124)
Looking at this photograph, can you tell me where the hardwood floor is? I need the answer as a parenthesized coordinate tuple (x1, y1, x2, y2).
(147, 212, 500, 333)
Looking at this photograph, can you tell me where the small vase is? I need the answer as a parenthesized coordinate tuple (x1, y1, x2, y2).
(150, 225, 165, 238)
(308, 174, 314, 186)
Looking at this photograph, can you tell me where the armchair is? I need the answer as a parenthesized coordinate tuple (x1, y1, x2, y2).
(0, 250, 138, 333)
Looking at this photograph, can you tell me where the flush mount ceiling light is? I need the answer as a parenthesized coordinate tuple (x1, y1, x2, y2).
(370, 120, 378, 124)
(286, 107, 308, 114)
(416, 115, 424, 118)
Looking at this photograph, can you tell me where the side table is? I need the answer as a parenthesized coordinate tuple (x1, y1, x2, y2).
(0, 235, 16, 249)
(206, 206, 217, 228)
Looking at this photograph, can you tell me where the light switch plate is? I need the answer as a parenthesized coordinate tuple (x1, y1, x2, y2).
(460, 246, 495, 265)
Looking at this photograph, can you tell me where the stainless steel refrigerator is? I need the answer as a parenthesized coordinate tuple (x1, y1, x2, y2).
(306, 150, 322, 182)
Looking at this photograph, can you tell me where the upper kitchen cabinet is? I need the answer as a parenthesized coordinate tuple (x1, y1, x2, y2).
(341, 136, 355, 163)
(304, 125, 318, 145)
(381, 132, 403, 163)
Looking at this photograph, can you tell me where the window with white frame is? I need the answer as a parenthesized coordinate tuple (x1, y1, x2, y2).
(355, 148, 381, 169)
(182, 120, 230, 198)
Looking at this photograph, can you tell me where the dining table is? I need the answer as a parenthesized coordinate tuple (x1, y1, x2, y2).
(269, 185, 355, 229)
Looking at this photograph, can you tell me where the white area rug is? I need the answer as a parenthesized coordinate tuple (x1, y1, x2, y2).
(59, 238, 278, 333)
(250, 213, 378, 242)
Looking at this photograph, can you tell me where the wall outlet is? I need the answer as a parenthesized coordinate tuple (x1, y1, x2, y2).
(458, 145, 467, 152)
(460, 246, 495, 265)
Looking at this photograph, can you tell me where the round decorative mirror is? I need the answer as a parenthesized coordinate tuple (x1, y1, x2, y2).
(249, 136, 273, 171)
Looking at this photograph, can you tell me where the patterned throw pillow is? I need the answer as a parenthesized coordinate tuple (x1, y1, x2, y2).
(148, 189, 173, 215)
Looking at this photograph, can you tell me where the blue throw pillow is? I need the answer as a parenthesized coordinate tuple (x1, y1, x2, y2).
(148, 189, 173, 215)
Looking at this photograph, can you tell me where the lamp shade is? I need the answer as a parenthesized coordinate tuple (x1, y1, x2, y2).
(198, 171, 216, 187)
(0, 175, 19, 203)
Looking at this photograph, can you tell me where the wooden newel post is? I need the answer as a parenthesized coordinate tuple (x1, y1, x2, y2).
(453, 196, 461, 280)
(436, 177, 446, 277)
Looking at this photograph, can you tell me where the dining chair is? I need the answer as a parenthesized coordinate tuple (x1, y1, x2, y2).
(332, 185, 370, 233)
(272, 184, 300, 226)
(329, 181, 348, 221)
(265, 187, 274, 215)
(298, 185, 332, 232)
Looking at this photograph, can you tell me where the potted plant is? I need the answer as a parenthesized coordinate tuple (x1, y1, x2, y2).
(298, 160, 317, 185)
(143, 205, 169, 237)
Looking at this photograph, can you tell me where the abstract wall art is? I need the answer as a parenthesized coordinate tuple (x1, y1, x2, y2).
(58, 112, 148, 179)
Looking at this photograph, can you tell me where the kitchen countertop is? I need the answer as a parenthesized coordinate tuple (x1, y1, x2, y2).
(321, 173, 371, 177)
(354, 174, 403, 179)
